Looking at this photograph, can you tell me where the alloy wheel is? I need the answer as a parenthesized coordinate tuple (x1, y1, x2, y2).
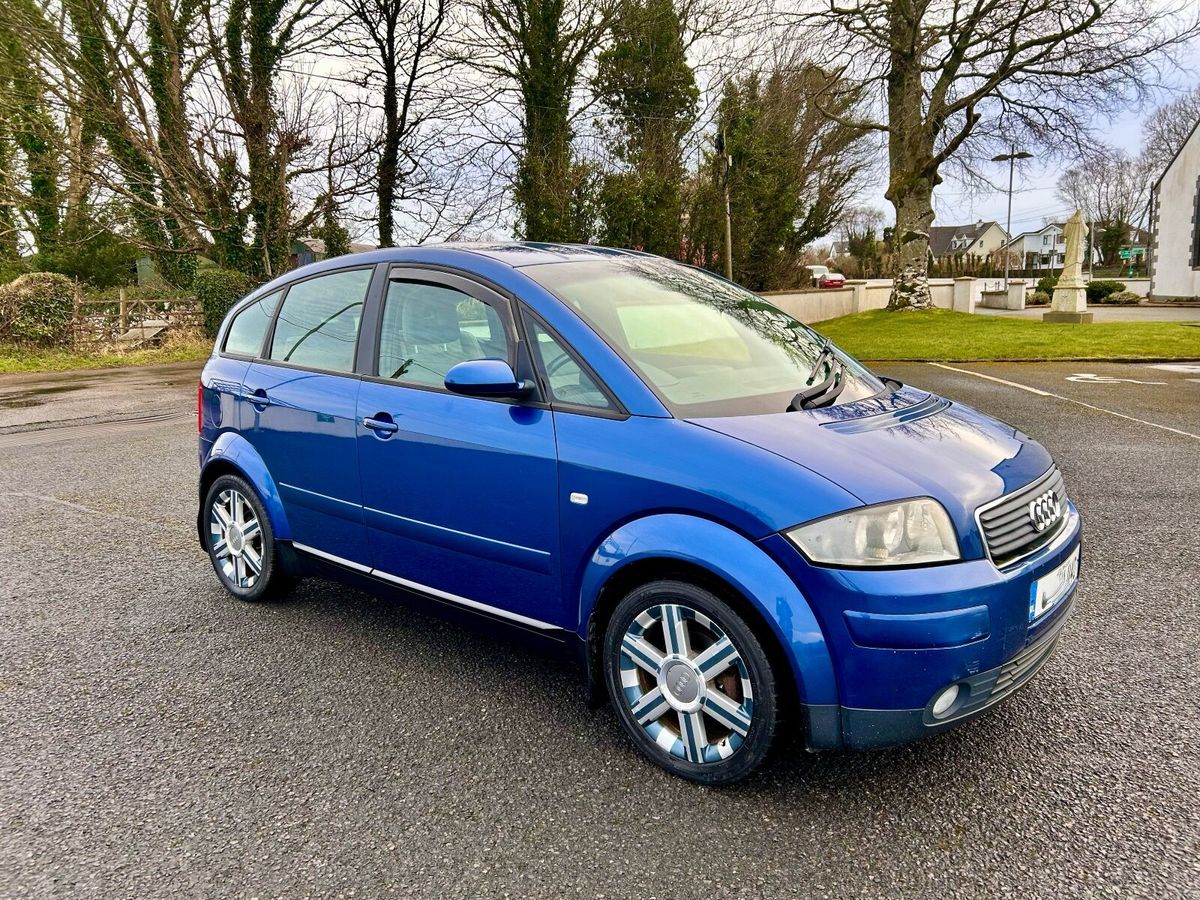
(618, 603, 754, 764)
(208, 488, 264, 590)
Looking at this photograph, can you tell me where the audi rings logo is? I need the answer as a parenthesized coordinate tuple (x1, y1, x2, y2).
(1028, 490, 1061, 532)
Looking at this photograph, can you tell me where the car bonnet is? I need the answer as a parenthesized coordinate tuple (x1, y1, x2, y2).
(690, 385, 1053, 535)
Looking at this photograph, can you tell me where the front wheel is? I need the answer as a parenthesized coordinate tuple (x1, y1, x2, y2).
(203, 473, 292, 602)
(603, 580, 779, 785)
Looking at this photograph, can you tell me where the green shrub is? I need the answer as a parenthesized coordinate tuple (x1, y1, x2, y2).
(1098, 290, 1140, 306)
(1028, 290, 1051, 306)
(1036, 274, 1058, 295)
(195, 268, 254, 337)
(0, 256, 31, 286)
(1086, 279, 1126, 304)
(0, 273, 75, 347)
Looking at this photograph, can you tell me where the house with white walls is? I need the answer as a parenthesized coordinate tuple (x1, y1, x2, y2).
(1149, 117, 1200, 300)
(1001, 223, 1067, 271)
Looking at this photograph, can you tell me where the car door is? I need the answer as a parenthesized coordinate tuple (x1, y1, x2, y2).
(240, 265, 379, 567)
(356, 268, 564, 629)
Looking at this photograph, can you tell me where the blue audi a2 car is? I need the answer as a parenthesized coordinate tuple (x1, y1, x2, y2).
(197, 243, 1081, 784)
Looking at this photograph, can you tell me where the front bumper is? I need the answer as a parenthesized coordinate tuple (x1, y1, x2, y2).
(760, 502, 1082, 750)
(838, 588, 1075, 748)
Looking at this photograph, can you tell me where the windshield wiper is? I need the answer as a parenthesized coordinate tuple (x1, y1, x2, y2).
(788, 356, 847, 411)
(804, 338, 834, 385)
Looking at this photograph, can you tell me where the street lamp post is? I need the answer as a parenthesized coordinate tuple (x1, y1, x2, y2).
(992, 147, 1033, 292)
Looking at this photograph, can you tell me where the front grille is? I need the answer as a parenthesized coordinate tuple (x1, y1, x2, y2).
(976, 465, 1067, 567)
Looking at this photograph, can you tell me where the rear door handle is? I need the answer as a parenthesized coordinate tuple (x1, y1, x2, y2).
(244, 388, 272, 408)
(363, 413, 399, 436)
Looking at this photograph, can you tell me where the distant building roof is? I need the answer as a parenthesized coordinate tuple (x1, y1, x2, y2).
(297, 237, 378, 256)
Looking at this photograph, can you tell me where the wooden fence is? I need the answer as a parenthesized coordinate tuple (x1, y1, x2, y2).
(72, 283, 202, 348)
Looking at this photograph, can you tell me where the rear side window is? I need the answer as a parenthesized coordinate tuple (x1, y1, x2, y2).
(377, 280, 511, 385)
(269, 269, 371, 373)
(223, 290, 281, 357)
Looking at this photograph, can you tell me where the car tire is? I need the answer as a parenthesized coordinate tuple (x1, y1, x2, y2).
(203, 473, 293, 603)
(603, 579, 779, 785)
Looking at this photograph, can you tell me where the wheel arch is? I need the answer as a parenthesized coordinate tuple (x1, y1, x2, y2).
(197, 432, 292, 548)
(579, 514, 839, 741)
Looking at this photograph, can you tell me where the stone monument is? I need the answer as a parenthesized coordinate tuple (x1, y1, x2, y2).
(1044, 209, 1093, 324)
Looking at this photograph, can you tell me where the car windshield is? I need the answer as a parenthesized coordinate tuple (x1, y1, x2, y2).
(525, 257, 886, 418)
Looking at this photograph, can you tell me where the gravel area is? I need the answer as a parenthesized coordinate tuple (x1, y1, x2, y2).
(0, 360, 1196, 898)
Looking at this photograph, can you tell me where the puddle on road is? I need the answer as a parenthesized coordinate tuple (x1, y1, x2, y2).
(0, 383, 88, 408)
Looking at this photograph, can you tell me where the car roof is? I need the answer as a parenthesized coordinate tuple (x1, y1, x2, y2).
(247, 242, 657, 303)
(292, 241, 648, 273)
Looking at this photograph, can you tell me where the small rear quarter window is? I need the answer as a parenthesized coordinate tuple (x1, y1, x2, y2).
(223, 291, 281, 357)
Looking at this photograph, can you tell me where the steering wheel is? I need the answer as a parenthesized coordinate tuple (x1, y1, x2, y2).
(544, 349, 575, 378)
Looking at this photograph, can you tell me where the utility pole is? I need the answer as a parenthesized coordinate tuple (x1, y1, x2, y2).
(992, 147, 1033, 291)
(717, 129, 733, 280)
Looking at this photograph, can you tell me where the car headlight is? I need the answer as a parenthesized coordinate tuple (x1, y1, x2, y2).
(785, 498, 960, 567)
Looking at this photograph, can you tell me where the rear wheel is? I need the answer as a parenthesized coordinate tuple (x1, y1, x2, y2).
(203, 473, 292, 602)
(603, 580, 779, 785)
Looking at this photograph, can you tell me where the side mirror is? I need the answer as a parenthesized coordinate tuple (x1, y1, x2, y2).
(444, 358, 532, 399)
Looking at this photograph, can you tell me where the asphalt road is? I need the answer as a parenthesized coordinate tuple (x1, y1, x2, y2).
(0, 360, 1197, 898)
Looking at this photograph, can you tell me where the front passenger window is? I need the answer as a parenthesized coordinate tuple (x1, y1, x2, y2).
(526, 316, 612, 410)
(378, 280, 510, 385)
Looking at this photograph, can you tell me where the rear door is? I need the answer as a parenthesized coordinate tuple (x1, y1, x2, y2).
(355, 268, 565, 629)
(240, 265, 379, 566)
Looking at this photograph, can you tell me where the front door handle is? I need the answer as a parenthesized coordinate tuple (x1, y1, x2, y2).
(363, 413, 399, 436)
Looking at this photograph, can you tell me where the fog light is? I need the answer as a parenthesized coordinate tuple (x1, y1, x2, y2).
(931, 684, 960, 718)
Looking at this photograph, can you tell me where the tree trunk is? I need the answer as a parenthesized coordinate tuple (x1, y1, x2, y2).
(887, 175, 936, 310)
(377, 28, 398, 248)
(884, 0, 936, 311)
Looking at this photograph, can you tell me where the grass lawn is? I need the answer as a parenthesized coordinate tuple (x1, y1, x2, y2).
(0, 337, 211, 374)
(813, 308, 1200, 361)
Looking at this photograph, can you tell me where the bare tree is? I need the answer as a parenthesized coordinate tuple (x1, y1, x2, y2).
(793, 0, 1200, 310)
(337, 0, 458, 246)
(839, 204, 885, 272)
(1057, 147, 1154, 262)
(467, 0, 618, 241)
(1142, 83, 1200, 172)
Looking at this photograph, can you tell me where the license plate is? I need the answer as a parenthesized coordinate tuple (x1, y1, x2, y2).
(1030, 547, 1080, 621)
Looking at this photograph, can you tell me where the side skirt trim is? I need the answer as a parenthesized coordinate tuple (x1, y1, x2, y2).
(291, 541, 563, 632)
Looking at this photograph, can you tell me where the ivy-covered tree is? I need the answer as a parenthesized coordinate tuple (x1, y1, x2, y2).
(473, 0, 614, 242)
(209, 0, 328, 277)
(317, 198, 352, 257)
(686, 65, 872, 290)
(0, 3, 62, 258)
(592, 0, 698, 257)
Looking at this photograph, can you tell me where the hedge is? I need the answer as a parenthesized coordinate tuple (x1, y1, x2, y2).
(1097, 290, 1140, 306)
(195, 268, 255, 337)
(0, 273, 75, 347)
(1086, 280, 1126, 304)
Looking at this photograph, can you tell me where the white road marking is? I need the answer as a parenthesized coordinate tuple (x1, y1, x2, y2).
(1065, 373, 1166, 385)
(1149, 363, 1200, 374)
(929, 363, 1200, 442)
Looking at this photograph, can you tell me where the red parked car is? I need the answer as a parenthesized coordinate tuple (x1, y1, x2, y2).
(818, 272, 846, 288)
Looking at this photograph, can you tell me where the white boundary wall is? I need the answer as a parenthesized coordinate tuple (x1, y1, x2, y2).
(761, 279, 957, 324)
